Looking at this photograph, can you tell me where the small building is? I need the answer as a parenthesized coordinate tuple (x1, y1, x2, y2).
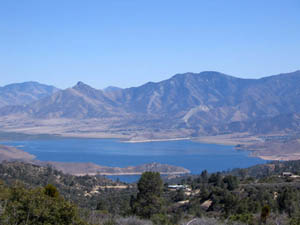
(282, 172, 293, 177)
(168, 184, 187, 190)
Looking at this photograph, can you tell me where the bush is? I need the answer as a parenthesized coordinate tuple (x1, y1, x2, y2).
(0, 183, 86, 225)
(151, 213, 171, 225)
(117, 216, 153, 225)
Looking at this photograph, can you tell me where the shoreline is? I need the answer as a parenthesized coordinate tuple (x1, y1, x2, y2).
(122, 137, 191, 143)
(73, 171, 190, 176)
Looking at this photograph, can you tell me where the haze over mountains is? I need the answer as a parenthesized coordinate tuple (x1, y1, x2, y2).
(1, 70, 300, 137)
(0, 82, 59, 108)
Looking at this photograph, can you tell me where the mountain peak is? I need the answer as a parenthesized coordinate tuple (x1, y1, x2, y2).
(73, 81, 94, 90)
(75, 81, 86, 86)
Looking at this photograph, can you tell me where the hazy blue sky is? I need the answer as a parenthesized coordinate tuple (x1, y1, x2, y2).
(0, 0, 299, 89)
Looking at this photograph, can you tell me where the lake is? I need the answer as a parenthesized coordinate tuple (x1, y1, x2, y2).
(0, 138, 265, 182)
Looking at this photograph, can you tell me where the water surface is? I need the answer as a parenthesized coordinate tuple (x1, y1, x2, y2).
(1, 138, 265, 182)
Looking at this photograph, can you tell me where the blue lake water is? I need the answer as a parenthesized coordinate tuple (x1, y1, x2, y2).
(0, 138, 265, 182)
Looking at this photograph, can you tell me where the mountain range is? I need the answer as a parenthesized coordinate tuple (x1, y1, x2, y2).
(1, 70, 300, 138)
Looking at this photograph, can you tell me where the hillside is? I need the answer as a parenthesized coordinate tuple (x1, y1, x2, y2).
(3, 160, 300, 224)
(0, 145, 35, 161)
(46, 161, 190, 176)
(0, 161, 119, 209)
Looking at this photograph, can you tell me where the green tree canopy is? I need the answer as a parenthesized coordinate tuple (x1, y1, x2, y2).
(132, 172, 164, 219)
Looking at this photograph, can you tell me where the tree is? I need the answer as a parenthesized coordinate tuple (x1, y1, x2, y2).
(173, 189, 185, 202)
(209, 172, 222, 187)
(44, 183, 60, 198)
(260, 205, 270, 224)
(278, 187, 297, 217)
(223, 175, 239, 191)
(132, 172, 164, 219)
(200, 170, 208, 183)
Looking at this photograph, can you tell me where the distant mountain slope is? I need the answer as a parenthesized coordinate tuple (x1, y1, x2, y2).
(103, 86, 123, 92)
(0, 81, 126, 119)
(28, 81, 127, 119)
(223, 112, 300, 134)
(108, 70, 300, 133)
(1, 70, 300, 136)
(0, 81, 59, 108)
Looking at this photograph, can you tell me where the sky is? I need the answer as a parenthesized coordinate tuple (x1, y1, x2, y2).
(0, 0, 300, 89)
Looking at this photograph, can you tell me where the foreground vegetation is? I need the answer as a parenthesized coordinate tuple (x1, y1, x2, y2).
(2, 160, 300, 224)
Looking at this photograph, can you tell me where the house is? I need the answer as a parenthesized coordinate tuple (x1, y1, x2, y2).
(168, 184, 187, 190)
(282, 172, 293, 177)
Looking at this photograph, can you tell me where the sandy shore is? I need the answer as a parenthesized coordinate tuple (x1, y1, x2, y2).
(195, 133, 263, 146)
(122, 137, 191, 143)
(252, 154, 300, 161)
